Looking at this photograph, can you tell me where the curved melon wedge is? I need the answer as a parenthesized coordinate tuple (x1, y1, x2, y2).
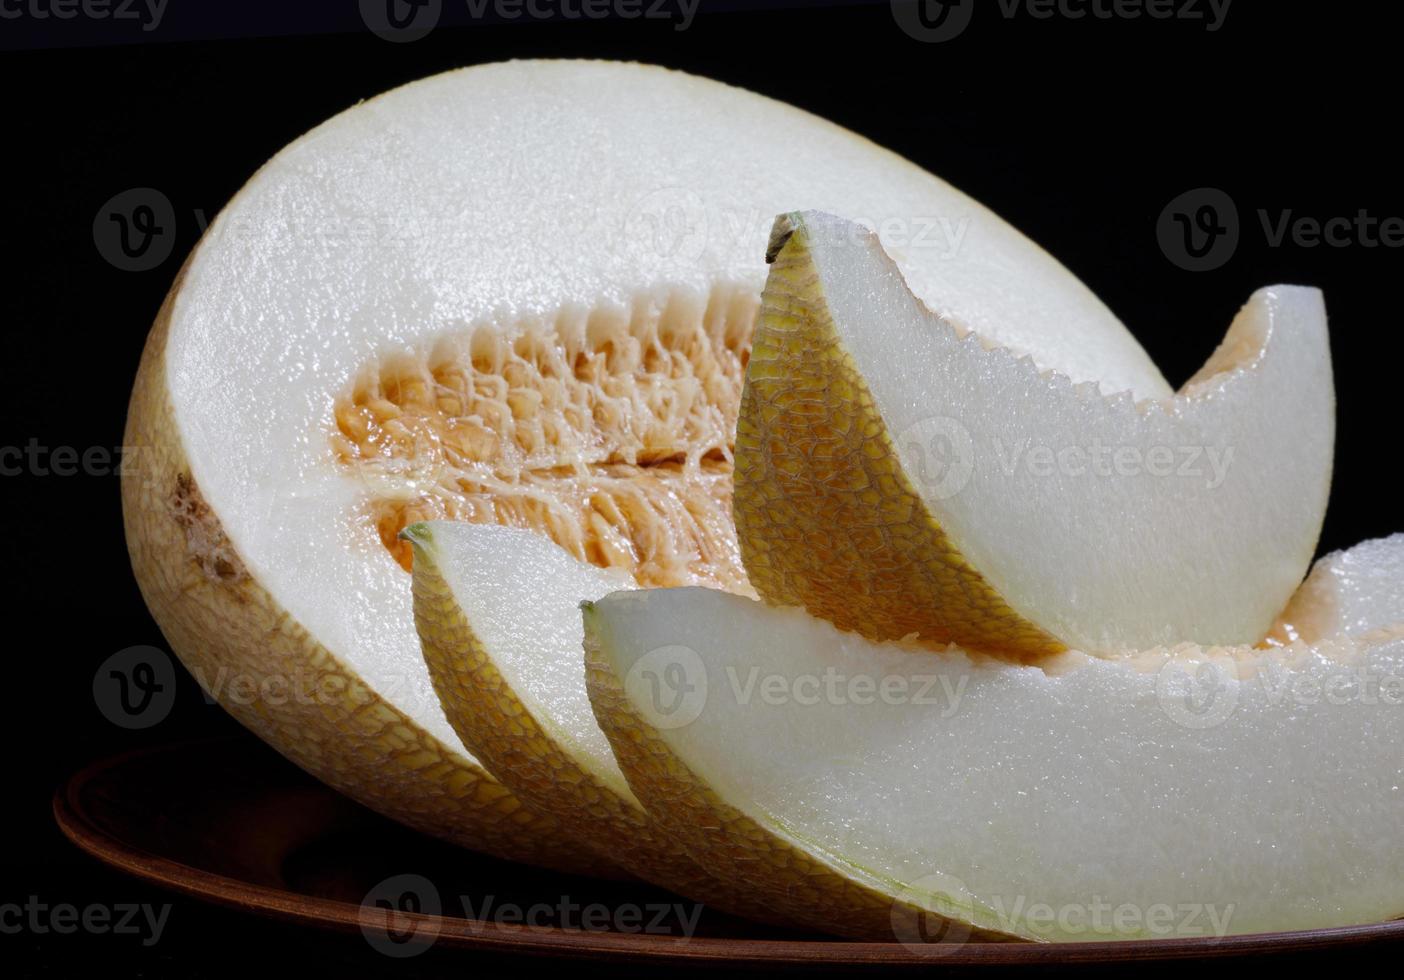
(735, 210, 1334, 657)
(583, 539, 1404, 942)
(405, 520, 797, 924)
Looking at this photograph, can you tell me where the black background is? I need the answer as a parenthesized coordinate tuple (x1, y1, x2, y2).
(3, 0, 1402, 975)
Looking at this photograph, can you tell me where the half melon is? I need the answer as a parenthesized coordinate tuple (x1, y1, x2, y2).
(123, 60, 1165, 865)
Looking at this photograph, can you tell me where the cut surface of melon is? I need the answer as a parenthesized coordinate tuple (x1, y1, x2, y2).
(735, 210, 1334, 657)
(125, 61, 1165, 864)
(1273, 533, 1404, 644)
(583, 537, 1404, 941)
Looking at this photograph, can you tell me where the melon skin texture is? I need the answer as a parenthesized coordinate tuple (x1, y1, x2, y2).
(735, 211, 1334, 657)
(405, 522, 791, 924)
(406, 515, 1404, 940)
(124, 60, 1174, 866)
(582, 561, 1404, 942)
(122, 272, 608, 874)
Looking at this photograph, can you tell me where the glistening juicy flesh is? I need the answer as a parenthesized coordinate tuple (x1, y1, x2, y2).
(583, 562, 1404, 941)
(735, 211, 1334, 657)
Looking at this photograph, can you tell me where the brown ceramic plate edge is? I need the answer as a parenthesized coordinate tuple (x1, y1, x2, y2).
(53, 740, 1404, 966)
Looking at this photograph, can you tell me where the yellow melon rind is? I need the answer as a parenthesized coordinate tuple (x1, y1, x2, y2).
(405, 524, 801, 925)
(581, 601, 1025, 942)
(121, 267, 615, 876)
(734, 214, 1065, 660)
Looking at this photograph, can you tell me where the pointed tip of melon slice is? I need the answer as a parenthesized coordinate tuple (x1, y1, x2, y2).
(398, 521, 433, 548)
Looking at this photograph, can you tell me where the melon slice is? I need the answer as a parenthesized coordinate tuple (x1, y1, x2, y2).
(124, 60, 1167, 866)
(407, 515, 1403, 930)
(735, 210, 1334, 657)
(582, 541, 1404, 941)
(407, 521, 779, 921)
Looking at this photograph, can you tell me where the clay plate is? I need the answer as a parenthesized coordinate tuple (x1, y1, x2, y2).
(54, 736, 1404, 966)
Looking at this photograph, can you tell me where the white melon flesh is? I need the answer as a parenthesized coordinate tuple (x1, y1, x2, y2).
(409, 521, 636, 802)
(583, 542, 1404, 941)
(408, 517, 1404, 935)
(1274, 533, 1404, 643)
(735, 210, 1334, 657)
(405, 521, 778, 911)
(125, 60, 1167, 865)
